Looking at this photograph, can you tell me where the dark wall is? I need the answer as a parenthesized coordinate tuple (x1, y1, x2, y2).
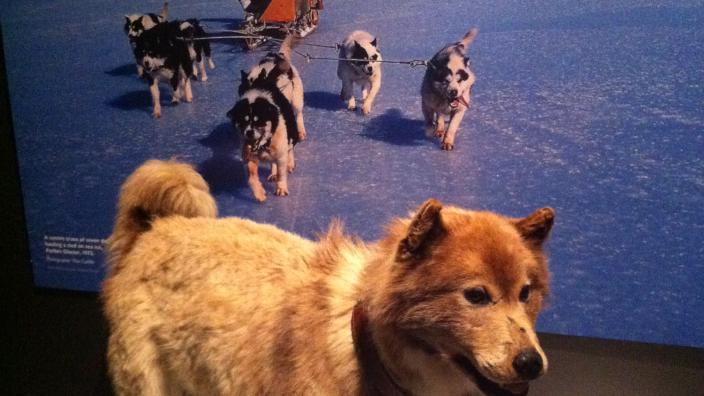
(2, 30, 702, 396)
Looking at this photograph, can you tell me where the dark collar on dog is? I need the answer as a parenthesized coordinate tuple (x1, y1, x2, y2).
(351, 302, 412, 396)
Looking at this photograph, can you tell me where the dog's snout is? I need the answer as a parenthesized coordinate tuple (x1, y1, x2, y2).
(366, 66, 373, 73)
(512, 349, 543, 380)
(143, 60, 151, 69)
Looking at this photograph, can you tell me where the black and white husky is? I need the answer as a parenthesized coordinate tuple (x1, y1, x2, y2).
(177, 19, 215, 82)
(337, 30, 382, 115)
(239, 36, 306, 140)
(421, 28, 478, 151)
(124, 1, 169, 77)
(133, 21, 194, 118)
(228, 37, 302, 202)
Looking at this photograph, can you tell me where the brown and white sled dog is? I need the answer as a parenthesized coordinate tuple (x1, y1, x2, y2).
(421, 28, 478, 150)
(337, 30, 382, 115)
(228, 37, 303, 202)
(103, 160, 556, 396)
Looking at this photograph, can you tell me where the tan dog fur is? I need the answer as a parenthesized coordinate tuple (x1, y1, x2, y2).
(103, 160, 555, 396)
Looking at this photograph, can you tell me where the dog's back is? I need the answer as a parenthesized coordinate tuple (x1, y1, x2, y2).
(103, 160, 357, 395)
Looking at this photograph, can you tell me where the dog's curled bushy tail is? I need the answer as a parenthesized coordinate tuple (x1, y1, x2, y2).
(106, 160, 217, 274)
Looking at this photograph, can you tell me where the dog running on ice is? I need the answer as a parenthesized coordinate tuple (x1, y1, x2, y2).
(103, 159, 556, 396)
(124, 1, 169, 78)
(228, 36, 304, 202)
(132, 20, 195, 118)
(177, 19, 215, 82)
(421, 28, 478, 150)
(337, 30, 382, 115)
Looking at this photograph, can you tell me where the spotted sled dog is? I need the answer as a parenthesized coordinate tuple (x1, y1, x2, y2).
(421, 28, 478, 150)
(104, 159, 556, 396)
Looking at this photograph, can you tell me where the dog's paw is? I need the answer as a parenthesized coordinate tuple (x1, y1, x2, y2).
(152, 110, 162, 119)
(171, 98, 180, 104)
(267, 174, 278, 182)
(347, 97, 356, 111)
(362, 104, 372, 115)
(434, 128, 444, 138)
(275, 186, 289, 196)
(441, 142, 455, 151)
(287, 164, 295, 174)
(298, 129, 306, 141)
(200, 75, 208, 82)
(253, 189, 267, 202)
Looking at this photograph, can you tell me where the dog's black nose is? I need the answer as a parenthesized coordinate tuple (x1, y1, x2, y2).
(512, 349, 543, 380)
(144, 60, 150, 69)
(449, 89, 458, 98)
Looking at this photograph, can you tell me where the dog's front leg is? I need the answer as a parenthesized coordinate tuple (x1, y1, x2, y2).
(184, 77, 193, 103)
(274, 154, 289, 197)
(341, 78, 355, 111)
(361, 74, 381, 115)
(442, 108, 467, 151)
(287, 146, 296, 174)
(149, 77, 161, 118)
(247, 157, 267, 202)
(267, 163, 278, 182)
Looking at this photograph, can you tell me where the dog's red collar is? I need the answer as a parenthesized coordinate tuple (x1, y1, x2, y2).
(351, 302, 412, 396)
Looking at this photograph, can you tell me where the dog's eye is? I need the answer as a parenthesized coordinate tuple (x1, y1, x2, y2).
(371, 54, 378, 61)
(519, 285, 530, 303)
(464, 287, 491, 305)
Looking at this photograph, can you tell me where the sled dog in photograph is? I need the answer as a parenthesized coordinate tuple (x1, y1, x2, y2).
(124, 1, 169, 78)
(177, 18, 215, 82)
(337, 30, 382, 115)
(421, 28, 478, 150)
(229, 37, 302, 202)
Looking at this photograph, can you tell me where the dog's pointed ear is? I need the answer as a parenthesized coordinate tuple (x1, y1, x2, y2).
(240, 70, 248, 82)
(257, 68, 267, 81)
(226, 105, 235, 120)
(371, 37, 378, 47)
(353, 40, 363, 51)
(124, 15, 131, 23)
(514, 208, 555, 248)
(397, 199, 445, 261)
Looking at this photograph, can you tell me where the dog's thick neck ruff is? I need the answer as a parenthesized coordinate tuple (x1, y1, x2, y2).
(352, 302, 529, 396)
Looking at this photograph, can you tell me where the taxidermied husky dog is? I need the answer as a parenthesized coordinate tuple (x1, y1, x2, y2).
(228, 37, 302, 202)
(337, 30, 382, 115)
(124, 1, 169, 78)
(421, 28, 478, 150)
(103, 159, 556, 396)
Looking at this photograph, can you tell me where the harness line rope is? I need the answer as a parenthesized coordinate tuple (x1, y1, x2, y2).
(181, 32, 430, 68)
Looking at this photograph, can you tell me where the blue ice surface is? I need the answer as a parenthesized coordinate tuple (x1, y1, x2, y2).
(2, 0, 703, 347)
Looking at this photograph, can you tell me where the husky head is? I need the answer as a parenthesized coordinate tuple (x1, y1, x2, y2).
(371, 199, 554, 394)
(349, 38, 381, 76)
(132, 26, 168, 72)
(427, 28, 478, 103)
(227, 84, 279, 152)
(124, 13, 164, 39)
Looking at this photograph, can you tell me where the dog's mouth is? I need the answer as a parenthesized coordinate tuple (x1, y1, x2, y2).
(452, 354, 529, 396)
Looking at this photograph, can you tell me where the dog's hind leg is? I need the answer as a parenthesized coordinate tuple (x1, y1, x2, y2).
(267, 163, 278, 182)
(108, 331, 170, 396)
(287, 146, 295, 173)
(184, 77, 193, 102)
